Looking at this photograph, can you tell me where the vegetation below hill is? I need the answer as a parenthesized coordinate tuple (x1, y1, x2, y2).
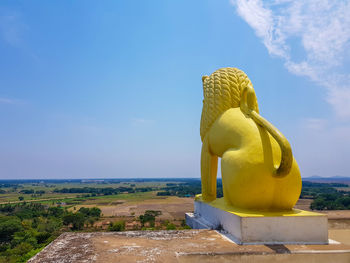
(0, 203, 101, 263)
(156, 181, 224, 198)
(301, 181, 350, 210)
(0, 178, 349, 262)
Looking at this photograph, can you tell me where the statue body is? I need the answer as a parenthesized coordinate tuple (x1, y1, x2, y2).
(200, 68, 301, 211)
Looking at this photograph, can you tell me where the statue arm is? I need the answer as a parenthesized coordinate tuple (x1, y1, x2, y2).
(240, 86, 293, 178)
(201, 135, 218, 202)
(250, 111, 293, 177)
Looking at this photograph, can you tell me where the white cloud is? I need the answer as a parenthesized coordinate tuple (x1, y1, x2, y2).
(0, 12, 24, 47)
(0, 9, 39, 61)
(0, 97, 19, 104)
(231, 0, 350, 119)
(303, 118, 327, 131)
(130, 118, 155, 126)
(235, 0, 289, 58)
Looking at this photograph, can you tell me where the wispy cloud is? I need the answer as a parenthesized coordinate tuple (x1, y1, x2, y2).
(303, 118, 328, 131)
(0, 8, 39, 61)
(0, 97, 20, 105)
(0, 10, 25, 47)
(231, 0, 350, 119)
(130, 118, 155, 126)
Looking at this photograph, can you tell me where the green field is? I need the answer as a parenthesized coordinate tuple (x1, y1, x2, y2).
(0, 178, 349, 262)
(0, 180, 183, 204)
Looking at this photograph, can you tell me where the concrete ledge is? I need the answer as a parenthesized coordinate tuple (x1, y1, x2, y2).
(28, 231, 350, 263)
(187, 199, 328, 245)
(185, 212, 214, 229)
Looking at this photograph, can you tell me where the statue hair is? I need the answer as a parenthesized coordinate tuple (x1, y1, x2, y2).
(200, 67, 259, 141)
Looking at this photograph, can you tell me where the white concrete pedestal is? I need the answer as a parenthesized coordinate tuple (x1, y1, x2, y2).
(186, 198, 328, 245)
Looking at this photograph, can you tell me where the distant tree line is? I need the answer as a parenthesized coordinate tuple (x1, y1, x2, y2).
(157, 181, 223, 198)
(301, 181, 350, 210)
(302, 181, 348, 188)
(156, 181, 350, 210)
(0, 178, 202, 185)
(53, 187, 154, 195)
(310, 193, 350, 210)
(19, 189, 45, 195)
(0, 183, 19, 188)
(301, 181, 348, 198)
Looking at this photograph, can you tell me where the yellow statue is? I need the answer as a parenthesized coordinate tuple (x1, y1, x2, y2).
(200, 67, 301, 211)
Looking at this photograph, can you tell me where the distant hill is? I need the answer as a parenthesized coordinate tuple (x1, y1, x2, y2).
(303, 176, 350, 185)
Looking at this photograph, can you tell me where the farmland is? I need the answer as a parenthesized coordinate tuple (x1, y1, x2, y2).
(1, 178, 350, 262)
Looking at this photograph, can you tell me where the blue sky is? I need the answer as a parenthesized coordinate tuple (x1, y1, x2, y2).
(0, 0, 349, 179)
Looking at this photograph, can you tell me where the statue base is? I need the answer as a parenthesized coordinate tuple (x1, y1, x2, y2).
(186, 198, 328, 245)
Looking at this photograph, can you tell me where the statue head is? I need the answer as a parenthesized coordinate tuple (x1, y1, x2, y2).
(200, 68, 259, 142)
(200, 67, 293, 178)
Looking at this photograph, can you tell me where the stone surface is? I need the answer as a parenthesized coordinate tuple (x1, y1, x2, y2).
(28, 230, 350, 263)
(187, 200, 328, 244)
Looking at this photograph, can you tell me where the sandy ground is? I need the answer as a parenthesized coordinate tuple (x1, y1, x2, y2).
(73, 196, 194, 220)
(294, 198, 313, 211)
(82, 197, 350, 221)
(28, 197, 350, 262)
(320, 210, 350, 220)
(73, 197, 350, 231)
(28, 230, 350, 263)
(329, 229, 350, 245)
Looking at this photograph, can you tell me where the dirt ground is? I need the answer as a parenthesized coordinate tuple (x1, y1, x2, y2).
(329, 229, 350, 245)
(74, 197, 350, 231)
(72, 196, 194, 229)
(294, 198, 313, 211)
(28, 230, 350, 263)
(82, 197, 350, 221)
(73, 196, 193, 219)
(295, 199, 350, 228)
(29, 196, 350, 262)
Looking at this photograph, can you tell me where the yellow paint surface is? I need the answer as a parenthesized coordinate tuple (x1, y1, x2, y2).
(196, 196, 325, 218)
(200, 68, 302, 211)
